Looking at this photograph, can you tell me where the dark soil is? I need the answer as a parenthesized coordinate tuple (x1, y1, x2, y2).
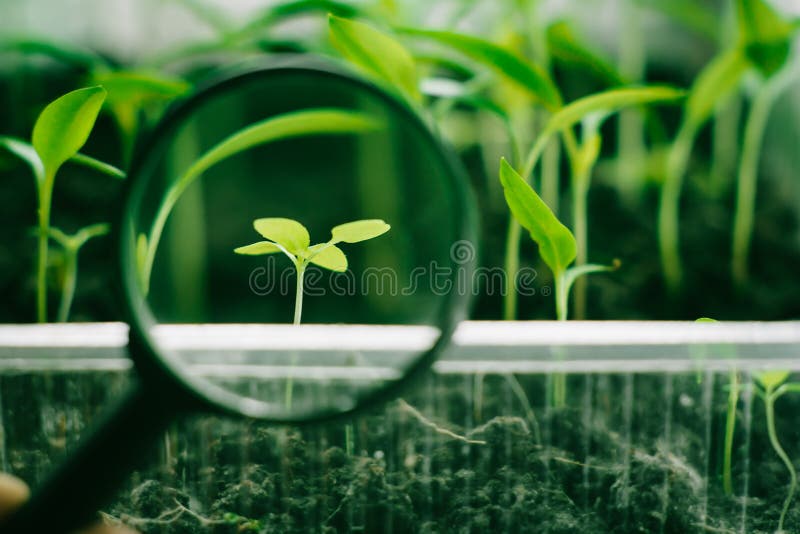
(5, 370, 788, 533)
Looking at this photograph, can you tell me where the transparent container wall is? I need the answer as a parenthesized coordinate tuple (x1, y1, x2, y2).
(2, 323, 800, 533)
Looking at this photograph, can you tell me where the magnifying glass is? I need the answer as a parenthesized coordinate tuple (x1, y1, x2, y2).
(2, 56, 475, 533)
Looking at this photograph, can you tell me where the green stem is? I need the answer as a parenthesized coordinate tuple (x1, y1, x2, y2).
(722, 369, 739, 497)
(731, 83, 777, 288)
(658, 121, 697, 292)
(36, 174, 54, 323)
(710, 94, 741, 196)
(540, 136, 561, 216)
(293, 263, 305, 326)
(616, 0, 647, 204)
(503, 221, 521, 320)
(57, 246, 78, 323)
(765, 391, 797, 533)
(572, 171, 590, 320)
(285, 263, 305, 410)
(553, 270, 568, 406)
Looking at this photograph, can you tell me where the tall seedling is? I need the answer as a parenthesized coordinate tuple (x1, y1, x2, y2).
(0, 87, 125, 321)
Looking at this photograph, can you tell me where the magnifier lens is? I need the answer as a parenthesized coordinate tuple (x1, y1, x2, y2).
(122, 65, 469, 421)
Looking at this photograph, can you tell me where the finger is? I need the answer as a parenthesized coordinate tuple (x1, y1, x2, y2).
(0, 473, 30, 520)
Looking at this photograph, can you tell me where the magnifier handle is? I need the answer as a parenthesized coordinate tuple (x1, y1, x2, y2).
(1, 378, 181, 534)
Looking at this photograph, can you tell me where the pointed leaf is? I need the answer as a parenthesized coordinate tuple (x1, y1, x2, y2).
(180, 109, 382, 190)
(499, 158, 576, 276)
(546, 21, 625, 87)
(562, 260, 619, 299)
(331, 219, 391, 243)
(0, 38, 107, 69)
(399, 27, 562, 110)
(523, 86, 685, 175)
(329, 15, 420, 102)
(686, 50, 749, 128)
(756, 370, 791, 391)
(69, 153, 126, 179)
(0, 136, 45, 186)
(92, 70, 190, 107)
(307, 243, 348, 272)
(234, 241, 283, 255)
(549, 86, 685, 134)
(737, 0, 794, 76)
(32, 86, 107, 176)
(253, 218, 309, 254)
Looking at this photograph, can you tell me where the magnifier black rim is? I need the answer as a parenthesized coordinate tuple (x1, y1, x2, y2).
(118, 54, 477, 425)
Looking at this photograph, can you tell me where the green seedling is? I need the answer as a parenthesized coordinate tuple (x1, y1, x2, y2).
(754, 370, 800, 533)
(148, 0, 365, 68)
(730, 0, 800, 287)
(399, 27, 681, 319)
(658, 0, 799, 292)
(234, 218, 390, 324)
(658, 48, 749, 292)
(235, 217, 390, 407)
(499, 157, 617, 405)
(513, 86, 683, 319)
(0, 87, 125, 322)
(137, 108, 383, 294)
(694, 317, 740, 498)
(47, 223, 110, 322)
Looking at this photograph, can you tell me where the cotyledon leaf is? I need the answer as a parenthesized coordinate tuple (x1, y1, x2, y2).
(306, 243, 348, 272)
(254, 218, 310, 255)
(331, 219, 391, 243)
(233, 241, 283, 256)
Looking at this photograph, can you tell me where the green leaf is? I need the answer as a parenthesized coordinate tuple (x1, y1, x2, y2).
(69, 153, 126, 179)
(756, 370, 791, 391)
(331, 219, 391, 243)
(523, 86, 685, 174)
(695, 317, 717, 323)
(399, 27, 562, 110)
(329, 15, 420, 102)
(633, 0, 719, 41)
(234, 241, 283, 255)
(546, 21, 625, 87)
(31, 86, 107, 177)
(0, 38, 107, 69)
(562, 260, 619, 299)
(686, 50, 749, 128)
(306, 243, 348, 272)
(181, 109, 382, 189)
(499, 158, 576, 276)
(0, 136, 45, 186)
(550, 86, 684, 134)
(737, 0, 794, 76)
(253, 218, 310, 255)
(92, 70, 190, 107)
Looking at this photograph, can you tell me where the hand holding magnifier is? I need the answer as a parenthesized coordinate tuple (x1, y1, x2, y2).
(1, 56, 475, 533)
